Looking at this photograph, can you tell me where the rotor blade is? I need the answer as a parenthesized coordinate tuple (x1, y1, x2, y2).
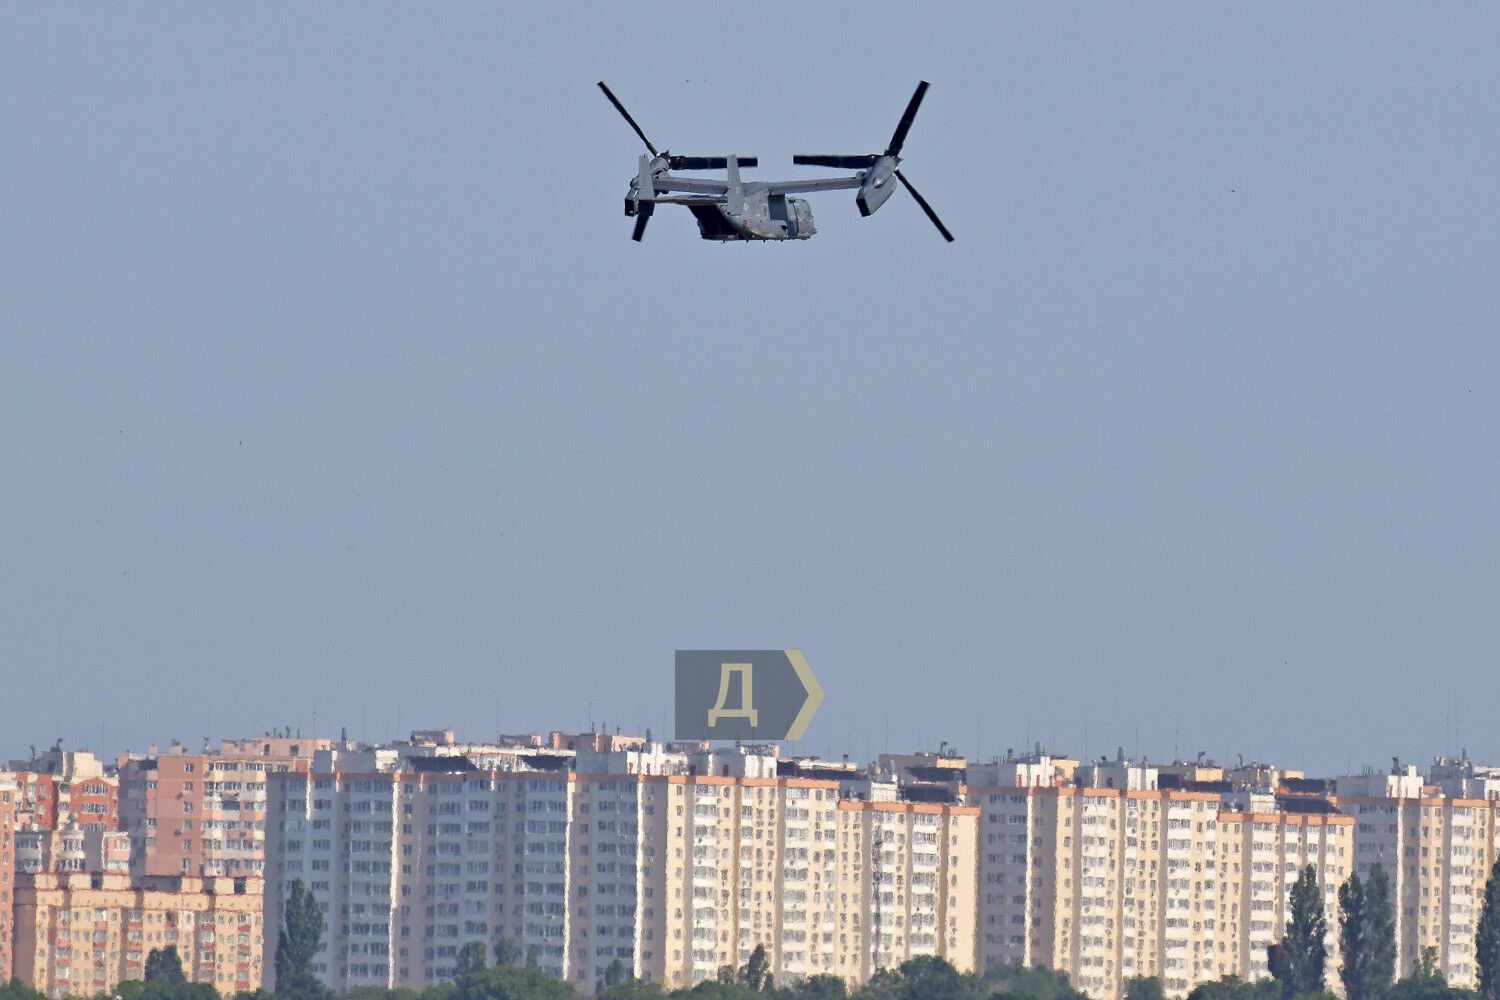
(793, 154, 879, 169)
(629, 200, 654, 242)
(668, 156, 759, 170)
(886, 81, 929, 157)
(598, 81, 659, 157)
(895, 170, 954, 242)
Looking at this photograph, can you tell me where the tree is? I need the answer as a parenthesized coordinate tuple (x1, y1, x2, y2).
(1267, 944, 1292, 995)
(1187, 977, 1281, 1000)
(796, 975, 849, 1000)
(274, 879, 328, 1000)
(450, 963, 580, 1000)
(1340, 871, 1370, 1000)
(740, 945, 770, 993)
(1275, 866, 1328, 999)
(892, 956, 982, 1000)
(597, 979, 664, 1000)
(1480, 857, 1500, 1000)
(456, 942, 489, 978)
(1126, 977, 1167, 1000)
(0, 985, 48, 1000)
(1386, 948, 1466, 1000)
(146, 946, 188, 988)
(983, 963, 1089, 1000)
(601, 959, 628, 990)
(493, 937, 520, 968)
(1367, 864, 1397, 995)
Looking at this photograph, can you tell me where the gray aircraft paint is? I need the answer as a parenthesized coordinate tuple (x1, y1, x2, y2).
(601, 81, 954, 243)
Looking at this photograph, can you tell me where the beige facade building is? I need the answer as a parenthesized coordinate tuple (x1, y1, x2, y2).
(14, 825, 132, 876)
(833, 798, 978, 983)
(12, 872, 264, 998)
(974, 756, 1351, 1000)
(265, 743, 977, 995)
(1334, 765, 1500, 988)
(1213, 807, 1351, 982)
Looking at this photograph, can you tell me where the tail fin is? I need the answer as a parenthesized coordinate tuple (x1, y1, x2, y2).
(726, 155, 745, 215)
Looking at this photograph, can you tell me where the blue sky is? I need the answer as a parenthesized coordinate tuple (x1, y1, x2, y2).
(2, 6, 1497, 773)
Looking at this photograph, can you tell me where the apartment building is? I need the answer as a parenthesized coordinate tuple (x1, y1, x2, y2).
(2, 774, 18, 982)
(833, 798, 978, 983)
(12, 872, 264, 998)
(15, 825, 132, 876)
(1213, 803, 1351, 982)
(118, 736, 330, 877)
(4, 746, 118, 831)
(975, 758, 1216, 998)
(972, 753, 1350, 1000)
(264, 742, 977, 995)
(1333, 765, 1500, 988)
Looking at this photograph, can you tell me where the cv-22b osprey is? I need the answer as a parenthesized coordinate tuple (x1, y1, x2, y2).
(598, 81, 954, 243)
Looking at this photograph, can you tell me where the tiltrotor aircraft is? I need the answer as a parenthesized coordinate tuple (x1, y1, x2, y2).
(598, 80, 954, 243)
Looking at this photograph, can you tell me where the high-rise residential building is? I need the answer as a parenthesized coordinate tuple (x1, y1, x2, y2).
(264, 741, 978, 995)
(833, 797, 978, 983)
(12, 872, 264, 999)
(15, 826, 133, 876)
(117, 736, 331, 878)
(1333, 762, 1500, 989)
(2, 774, 19, 983)
(1213, 803, 1351, 982)
(971, 752, 1349, 1000)
(4, 745, 118, 831)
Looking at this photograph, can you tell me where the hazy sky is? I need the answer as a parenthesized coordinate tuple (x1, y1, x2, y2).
(3, 6, 1497, 775)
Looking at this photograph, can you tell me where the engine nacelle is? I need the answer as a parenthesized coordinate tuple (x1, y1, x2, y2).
(856, 156, 898, 217)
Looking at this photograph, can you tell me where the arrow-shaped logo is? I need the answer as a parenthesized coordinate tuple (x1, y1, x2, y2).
(674, 650, 824, 742)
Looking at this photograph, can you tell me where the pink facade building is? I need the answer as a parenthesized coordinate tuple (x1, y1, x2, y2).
(118, 737, 330, 878)
(5, 745, 118, 832)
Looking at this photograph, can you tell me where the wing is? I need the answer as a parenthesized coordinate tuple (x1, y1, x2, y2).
(761, 175, 865, 195)
(650, 173, 730, 195)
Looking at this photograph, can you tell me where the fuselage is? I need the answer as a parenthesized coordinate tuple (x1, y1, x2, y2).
(687, 192, 817, 241)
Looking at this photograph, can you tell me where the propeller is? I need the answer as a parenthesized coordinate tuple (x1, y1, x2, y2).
(792, 154, 879, 169)
(601, 82, 763, 242)
(792, 82, 953, 241)
(896, 170, 954, 243)
(630, 201, 655, 242)
(668, 156, 758, 170)
(886, 80, 929, 157)
(598, 81, 658, 157)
